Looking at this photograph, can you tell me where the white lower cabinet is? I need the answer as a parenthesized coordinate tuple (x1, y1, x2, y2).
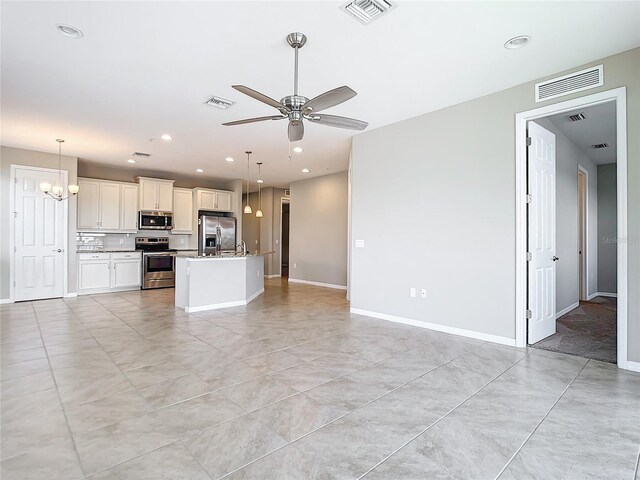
(78, 252, 142, 294)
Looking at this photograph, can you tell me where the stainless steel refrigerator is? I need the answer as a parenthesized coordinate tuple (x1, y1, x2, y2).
(198, 213, 236, 256)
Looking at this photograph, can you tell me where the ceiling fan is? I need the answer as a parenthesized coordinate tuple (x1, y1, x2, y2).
(222, 32, 368, 142)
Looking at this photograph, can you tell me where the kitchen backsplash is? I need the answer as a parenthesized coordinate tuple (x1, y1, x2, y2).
(76, 232, 195, 250)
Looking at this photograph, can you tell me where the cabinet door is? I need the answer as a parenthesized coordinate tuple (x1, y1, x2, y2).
(120, 185, 138, 232)
(111, 260, 141, 288)
(173, 189, 193, 234)
(198, 190, 215, 210)
(139, 180, 158, 210)
(77, 179, 100, 229)
(99, 183, 121, 230)
(78, 260, 111, 290)
(216, 192, 232, 212)
(157, 182, 174, 211)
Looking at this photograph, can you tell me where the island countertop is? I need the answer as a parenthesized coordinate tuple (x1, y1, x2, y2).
(177, 251, 275, 260)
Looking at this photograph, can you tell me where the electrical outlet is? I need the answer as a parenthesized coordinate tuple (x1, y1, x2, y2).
(255, 240, 258, 245)
(410, 288, 416, 298)
(421, 288, 427, 298)
(293, 263, 297, 268)
(180, 238, 185, 245)
(119, 238, 124, 245)
(257, 270, 260, 277)
(276, 239, 279, 245)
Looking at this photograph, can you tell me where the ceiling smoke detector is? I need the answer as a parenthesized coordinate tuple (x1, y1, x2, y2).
(205, 96, 234, 110)
(568, 113, 587, 122)
(342, 0, 395, 25)
(591, 143, 609, 149)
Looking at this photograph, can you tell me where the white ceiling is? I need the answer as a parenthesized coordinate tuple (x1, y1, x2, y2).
(2, 1, 639, 187)
(547, 102, 617, 165)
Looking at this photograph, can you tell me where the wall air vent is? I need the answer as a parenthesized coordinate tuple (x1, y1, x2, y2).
(567, 113, 587, 122)
(591, 143, 609, 149)
(132, 152, 151, 158)
(284, 189, 290, 197)
(205, 96, 234, 110)
(535, 65, 603, 103)
(342, 0, 395, 24)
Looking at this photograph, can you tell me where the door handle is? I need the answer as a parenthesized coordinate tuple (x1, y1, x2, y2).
(52, 249, 63, 253)
(552, 256, 559, 261)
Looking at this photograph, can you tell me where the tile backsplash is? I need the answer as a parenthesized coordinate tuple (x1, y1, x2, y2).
(76, 232, 194, 250)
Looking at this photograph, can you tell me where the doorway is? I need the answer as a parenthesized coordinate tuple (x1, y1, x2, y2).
(280, 199, 290, 277)
(10, 165, 68, 301)
(515, 87, 628, 369)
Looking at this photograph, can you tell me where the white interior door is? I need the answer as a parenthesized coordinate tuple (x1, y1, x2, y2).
(14, 166, 66, 301)
(527, 122, 557, 344)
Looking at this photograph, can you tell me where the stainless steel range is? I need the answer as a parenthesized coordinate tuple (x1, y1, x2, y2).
(136, 237, 176, 289)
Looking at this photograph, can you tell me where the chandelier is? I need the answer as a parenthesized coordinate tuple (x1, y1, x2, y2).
(39, 139, 80, 201)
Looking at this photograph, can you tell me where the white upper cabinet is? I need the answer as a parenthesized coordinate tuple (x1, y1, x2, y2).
(77, 179, 100, 230)
(172, 188, 193, 234)
(120, 184, 139, 232)
(194, 188, 234, 212)
(137, 177, 175, 211)
(77, 178, 138, 232)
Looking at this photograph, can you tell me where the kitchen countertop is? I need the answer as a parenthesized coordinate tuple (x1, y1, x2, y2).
(77, 248, 138, 253)
(177, 251, 275, 260)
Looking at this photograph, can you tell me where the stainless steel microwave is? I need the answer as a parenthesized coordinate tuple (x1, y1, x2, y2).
(138, 211, 173, 230)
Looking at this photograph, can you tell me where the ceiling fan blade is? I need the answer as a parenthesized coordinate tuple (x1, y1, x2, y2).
(222, 115, 286, 126)
(303, 86, 357, 113)
(232, 85, 284, 110)
(288, 121, 304, 142)
(305, 114, 368, 131)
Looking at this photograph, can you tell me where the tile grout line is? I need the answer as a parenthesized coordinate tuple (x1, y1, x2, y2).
(355, 351, 540, 480)
(492, 358, 591, 480)
(633, 442, 640, 480)
(30, 301, 89, 479)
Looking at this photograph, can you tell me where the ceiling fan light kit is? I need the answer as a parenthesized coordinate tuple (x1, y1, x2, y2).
(223, 33, 368, 141)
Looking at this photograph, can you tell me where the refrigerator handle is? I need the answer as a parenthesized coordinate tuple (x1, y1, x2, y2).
(217, 226, 221, 254)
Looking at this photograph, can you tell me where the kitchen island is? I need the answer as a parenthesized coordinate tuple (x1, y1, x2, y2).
(174, 252, 273, 313)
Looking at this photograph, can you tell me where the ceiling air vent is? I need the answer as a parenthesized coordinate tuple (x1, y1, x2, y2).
(591, 143, 609, 149)
(205, 96, 234, 110)
(342, 0, 394, 24)
(535, 65, 603, 103)
(132, 152, 151, 158)
(567, 113, 587, 122)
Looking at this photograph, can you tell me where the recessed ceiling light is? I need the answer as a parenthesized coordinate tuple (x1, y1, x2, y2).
(293, 147, 303, 153)
(504, 35, 531, 49)
(160, 134, 173, 142)
(56, 24, 84, 39)
(196, 168, 204, 173)
(302, 168, 310, 173)
(127, 159, 136, 164)
(225, 157, 234, 162)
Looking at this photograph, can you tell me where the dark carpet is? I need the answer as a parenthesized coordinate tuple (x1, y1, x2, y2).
(532, 296, 617, 363)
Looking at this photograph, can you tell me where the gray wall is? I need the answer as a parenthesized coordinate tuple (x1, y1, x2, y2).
(1, 146, 79, 297)
(351, 48, 639, 360)
(538, 117, 598, 311)
(290, 171, 348, 287)
(598, 163, 617, 294)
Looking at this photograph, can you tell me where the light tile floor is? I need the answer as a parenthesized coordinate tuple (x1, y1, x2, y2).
(1, 279, 639, 479)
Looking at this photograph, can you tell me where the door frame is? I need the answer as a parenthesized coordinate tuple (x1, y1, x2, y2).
(515, 87, 629, 370)
(278, 196, 290, 276)
(9, 164, 69, 302)
(577, 164, 589, 301)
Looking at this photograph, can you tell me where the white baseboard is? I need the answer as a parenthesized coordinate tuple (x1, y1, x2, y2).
(350, 307, 517, 347)
(556, 302, 579, 319)
(0, 298, 13, 304)
(265, 274, 281, 279)
(621, 360, 640, 373)
(587, 291, 618, 300)
(184, 288, 264, 313)
(64, 292, 78, 298)
(288, 278, 347, 291)
(77, 286, 141, 296)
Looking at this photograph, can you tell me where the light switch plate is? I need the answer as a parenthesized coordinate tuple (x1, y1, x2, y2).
(355, 239, 365, 248)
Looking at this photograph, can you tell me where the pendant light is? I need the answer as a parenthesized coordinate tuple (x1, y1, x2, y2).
(255, 162, 263, 218)
(243, 151, 252, 214)
(39, 139, 80, 201)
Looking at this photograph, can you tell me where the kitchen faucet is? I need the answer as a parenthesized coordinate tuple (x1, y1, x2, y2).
(237, 241, 248, 256)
